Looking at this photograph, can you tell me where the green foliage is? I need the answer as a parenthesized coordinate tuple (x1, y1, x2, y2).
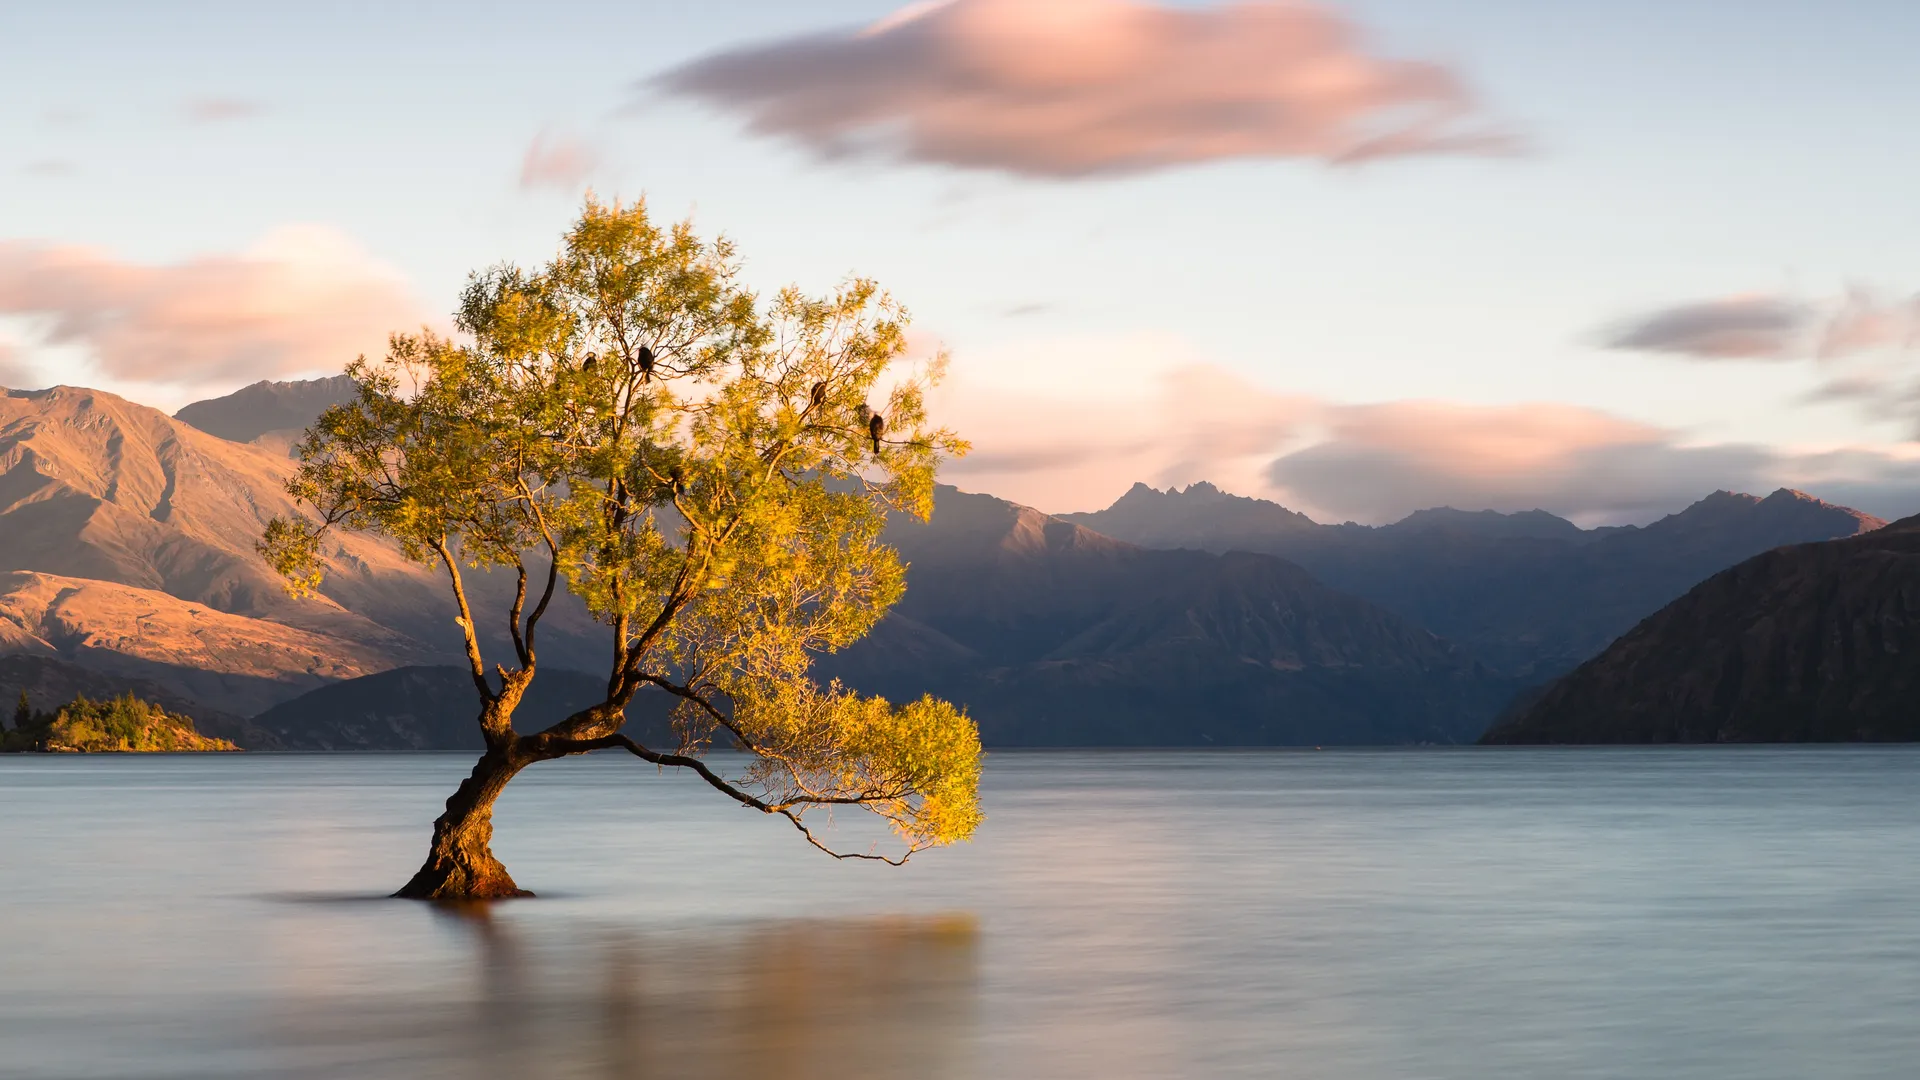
(262, 196, 983, 856)
(0, 694, 237, 753)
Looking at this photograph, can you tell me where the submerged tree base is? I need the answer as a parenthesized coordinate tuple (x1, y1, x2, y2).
(393, 744, 535, 901)
(394, 851, 533, 900)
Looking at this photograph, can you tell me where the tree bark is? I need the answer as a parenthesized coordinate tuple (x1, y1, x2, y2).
(394, 744, 534, 900)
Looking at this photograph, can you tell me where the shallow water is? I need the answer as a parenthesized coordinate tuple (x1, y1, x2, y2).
(3, 748, 1919, 1079)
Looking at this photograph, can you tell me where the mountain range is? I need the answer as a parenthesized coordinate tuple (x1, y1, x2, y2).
(1063, 481, 1883, 677)
(0, 377, 1903, 747)
(818, 487, 1514, 745)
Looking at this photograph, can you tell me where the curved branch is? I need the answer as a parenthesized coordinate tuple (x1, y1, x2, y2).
(506, 561, 530, 669)
(432, 536, 495, 705)
(518, 491, 563, 663)
(535, 733, 914, 865)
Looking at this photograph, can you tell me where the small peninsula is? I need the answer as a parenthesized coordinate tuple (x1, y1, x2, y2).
(3, 693, 239, 753)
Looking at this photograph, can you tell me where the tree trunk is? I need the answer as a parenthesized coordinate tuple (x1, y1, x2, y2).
(395, 744, 533, 900)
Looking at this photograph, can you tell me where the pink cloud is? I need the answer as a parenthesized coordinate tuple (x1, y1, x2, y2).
(928, 335, 1920, 522)
(0, 343, 32, 387)
(0, 227, 425, 393)
(1817, 287, 1920, 360)
(185, 98, 263, 124)
(1264, 401, 1776, 522)
(654, 0, 1517, 178)
(519, 132, 600, 191)
(934, 345, 1314, 510)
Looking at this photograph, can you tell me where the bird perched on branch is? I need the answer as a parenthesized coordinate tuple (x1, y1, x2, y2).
(638, 345, 655, 383)
(868, 410, 886, 456)
(808, 380, 827, 413)
(581, 352, 596, 375)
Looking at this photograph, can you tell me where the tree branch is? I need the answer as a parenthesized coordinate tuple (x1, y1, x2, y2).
(532, 732, 914, 865)
(518, 489, 563, 663)
(433, 536, 495, 705)
(507, 560, 529, 669)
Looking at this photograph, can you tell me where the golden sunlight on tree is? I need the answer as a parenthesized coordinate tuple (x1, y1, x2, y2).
(261, 197, 979, 899)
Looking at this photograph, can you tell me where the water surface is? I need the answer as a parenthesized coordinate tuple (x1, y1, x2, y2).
(3, 748, 1918, 1078)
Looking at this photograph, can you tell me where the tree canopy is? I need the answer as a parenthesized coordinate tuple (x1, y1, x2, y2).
(262, 198, 980, 892)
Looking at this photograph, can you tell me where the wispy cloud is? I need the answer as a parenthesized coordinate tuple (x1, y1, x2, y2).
(1605, 296, 1811, 360)
(519, 132, 600, 191)
(1606, 286, 1920, 436)
(0, 227, 425, 395)
(1606, 288, 1920, 362)
(652, 0, 1517, 179)
(185, 97, 263, 124)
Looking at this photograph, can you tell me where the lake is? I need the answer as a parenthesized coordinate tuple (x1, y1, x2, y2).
(3, 748, 1919, 1079)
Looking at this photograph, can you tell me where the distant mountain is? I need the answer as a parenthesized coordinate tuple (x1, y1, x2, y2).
(253, 666, 677, 751)
(820, 487, 1517, 745)
(174, 375, 358, 447)
(0, 570, 402, 716)
(1483, 516, 1920, 743)
(1066, 482, 1886, 677)
(1057, 481, 1318, 551)
(0, 385, 603, 714)
(1387, 506, 1587, 542)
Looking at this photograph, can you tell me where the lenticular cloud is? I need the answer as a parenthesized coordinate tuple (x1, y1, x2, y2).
(654, 0, 1516, 178)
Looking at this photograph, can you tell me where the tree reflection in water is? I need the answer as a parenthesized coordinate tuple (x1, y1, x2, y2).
(256, 905, 980, 1080)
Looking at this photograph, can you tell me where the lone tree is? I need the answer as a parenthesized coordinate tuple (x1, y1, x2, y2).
(262, 199, 981, 899)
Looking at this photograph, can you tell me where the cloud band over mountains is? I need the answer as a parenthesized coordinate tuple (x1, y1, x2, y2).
(0, 228, 423, 396)
(654, 0, 1516, 178)
(934, 347, 1920, 524)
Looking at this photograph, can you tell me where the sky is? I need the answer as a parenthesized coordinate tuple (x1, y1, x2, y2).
(4, 0, 1920, 524)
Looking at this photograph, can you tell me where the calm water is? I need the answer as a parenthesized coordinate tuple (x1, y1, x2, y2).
(3, 749, 1919, 1079)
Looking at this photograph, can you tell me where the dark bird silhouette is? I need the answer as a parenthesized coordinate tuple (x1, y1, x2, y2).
(808, 380, 827, 412)
(868, 411, 886, 455)
(638, 345, 656, 383)
(582, 352, 596, 374)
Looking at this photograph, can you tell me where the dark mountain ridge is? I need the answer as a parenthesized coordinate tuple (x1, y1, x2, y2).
(1483, 515, 1920, 743)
